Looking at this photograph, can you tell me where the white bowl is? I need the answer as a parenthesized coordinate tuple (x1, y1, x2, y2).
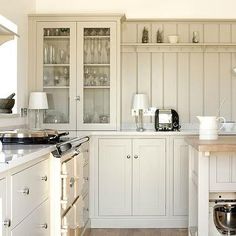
(168, 35, 178, 43)
(223, 122, 235, 132)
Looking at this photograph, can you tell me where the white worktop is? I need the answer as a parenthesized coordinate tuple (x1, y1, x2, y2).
(1, 129, 235, 175)
(0, 144, 55, 175)
(90, 130, 236, 136)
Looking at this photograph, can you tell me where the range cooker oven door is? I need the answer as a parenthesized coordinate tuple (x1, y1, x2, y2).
(61, 196, 85, 236)
(61, 154, 76, 211)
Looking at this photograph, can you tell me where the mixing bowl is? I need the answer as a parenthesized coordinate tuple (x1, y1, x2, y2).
(214, 204, 236, 235)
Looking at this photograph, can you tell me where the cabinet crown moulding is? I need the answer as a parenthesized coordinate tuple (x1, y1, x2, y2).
(28, 13, 126, 21)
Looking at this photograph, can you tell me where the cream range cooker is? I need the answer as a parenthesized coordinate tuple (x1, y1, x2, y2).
(51, 136, 90, 236)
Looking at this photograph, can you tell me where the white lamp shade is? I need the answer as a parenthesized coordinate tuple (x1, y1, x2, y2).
(28, 92, 48, 110)
(132, 93, 149, 110)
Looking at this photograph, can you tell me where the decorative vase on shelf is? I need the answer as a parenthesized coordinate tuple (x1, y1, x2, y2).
(142, 27, 149, 43)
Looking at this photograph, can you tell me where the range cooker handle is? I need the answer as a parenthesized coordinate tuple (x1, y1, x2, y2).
(74, 136, 90, 149)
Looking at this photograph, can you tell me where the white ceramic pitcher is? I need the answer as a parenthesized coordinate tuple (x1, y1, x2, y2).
(197, 116, 226, 140)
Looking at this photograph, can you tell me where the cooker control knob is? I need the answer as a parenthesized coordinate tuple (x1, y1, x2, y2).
(173, 122, 178, 128)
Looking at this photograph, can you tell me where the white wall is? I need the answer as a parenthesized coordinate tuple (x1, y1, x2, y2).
(36, 0, 236, 19)
(0, 0, 36, 127)
(0, 0, 36, 108)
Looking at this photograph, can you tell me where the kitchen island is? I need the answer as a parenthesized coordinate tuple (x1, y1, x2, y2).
(185, 136, 236, 236)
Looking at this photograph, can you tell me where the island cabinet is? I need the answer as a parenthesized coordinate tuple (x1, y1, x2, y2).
(0, 178, 7, 236)
(0, 154, 50, 236)
(98, 138, 166, 216)
(28, 14, 124, 131)
(186, 136, 236, 236)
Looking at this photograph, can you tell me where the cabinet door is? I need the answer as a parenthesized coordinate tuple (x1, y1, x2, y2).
(36, 22, 77, 130)
(173, 138, 189, 216)
(98, 139, 132, 215)
(77, 22, 117, 130)
(0, 178, 7, 236)
(210, 152, 236, 191)
(133, 139, 166, 216)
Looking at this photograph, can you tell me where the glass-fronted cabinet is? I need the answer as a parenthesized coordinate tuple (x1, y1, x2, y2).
(31, 16, 121, 131)
(36, 22, 76, 130)
(77, 22, 117, 130)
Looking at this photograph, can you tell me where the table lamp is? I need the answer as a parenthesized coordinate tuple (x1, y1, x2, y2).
(28, 92, 48, 129)
(132, 93, 149, 132)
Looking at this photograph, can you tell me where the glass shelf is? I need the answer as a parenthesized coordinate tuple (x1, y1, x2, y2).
(84, 64, 110, 66)
(44, 64, 70, 67)
(84, 36, 110, 39)
(84, 86, 110, 89)
(44, 36, 70, 39)
(43, 86, 69, 89)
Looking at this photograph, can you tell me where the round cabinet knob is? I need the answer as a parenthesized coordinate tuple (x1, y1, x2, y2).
(3, 219, 11, 228)
(19, 187, 30, 195)
(41, 176, 48, 181)
(134, 155, 139, 159)
(127, 155, 131, 159)
(39, 223, 48, 229)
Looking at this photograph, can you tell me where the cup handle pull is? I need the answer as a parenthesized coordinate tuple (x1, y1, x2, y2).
(217, 116, 226, 130)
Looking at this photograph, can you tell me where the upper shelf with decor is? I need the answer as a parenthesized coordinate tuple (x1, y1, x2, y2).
(0, 15, 19, 46)
(121, 19, 236, 52)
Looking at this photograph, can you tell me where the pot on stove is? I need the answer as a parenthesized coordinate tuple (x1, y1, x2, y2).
(0, 129, 69, 144)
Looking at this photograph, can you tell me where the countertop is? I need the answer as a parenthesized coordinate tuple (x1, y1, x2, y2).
(90, 130, 236, 136)
(0, 144, 55, 174)
(185, 136, 236, 152)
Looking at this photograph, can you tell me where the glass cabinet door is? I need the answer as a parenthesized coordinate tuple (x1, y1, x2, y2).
(36, 22, 76, 130)
(77, 22, 117, 130)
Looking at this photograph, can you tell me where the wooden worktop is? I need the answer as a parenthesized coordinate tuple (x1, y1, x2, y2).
(185, 136, 236, 152)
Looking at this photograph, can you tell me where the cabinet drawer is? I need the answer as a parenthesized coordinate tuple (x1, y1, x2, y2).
(11, 199, 50, 236)
(11, 159, 49, 227)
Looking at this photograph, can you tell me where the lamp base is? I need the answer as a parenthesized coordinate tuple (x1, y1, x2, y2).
(136, 127, 145, 132)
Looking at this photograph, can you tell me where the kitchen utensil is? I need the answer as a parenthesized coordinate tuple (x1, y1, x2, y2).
(197, 116, 226, 140)
(0, 129, 69, 144)
(6, 93, 15, 99)
(0, 99, 15, 110)
(214, 204, 236, 235)
(223, 121, 236, 132)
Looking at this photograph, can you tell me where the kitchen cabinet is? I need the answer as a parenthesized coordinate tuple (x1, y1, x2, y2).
(11, 158, 49, 228)
(209, 152, 236, 191)
(98, 138, 166, 216)
(0, 178, 7, 236)
(172, 138, 188, 216)
(11, 200, 50, 236)
(36, 22, 77, 130)
(0, 155, 50, 236)
(98, 139, 132, 215)
(29, 14, 123, 131)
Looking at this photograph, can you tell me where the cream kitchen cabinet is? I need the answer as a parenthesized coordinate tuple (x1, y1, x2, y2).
(98, 138, 166, 216)
(209, 152, 236, 191)
(0, 155, 50, 236)
(0, 178, 8, 236)
(11, 200, 50, 236)
(172, 138, 189, 216)
(28, 14, 123, 131)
